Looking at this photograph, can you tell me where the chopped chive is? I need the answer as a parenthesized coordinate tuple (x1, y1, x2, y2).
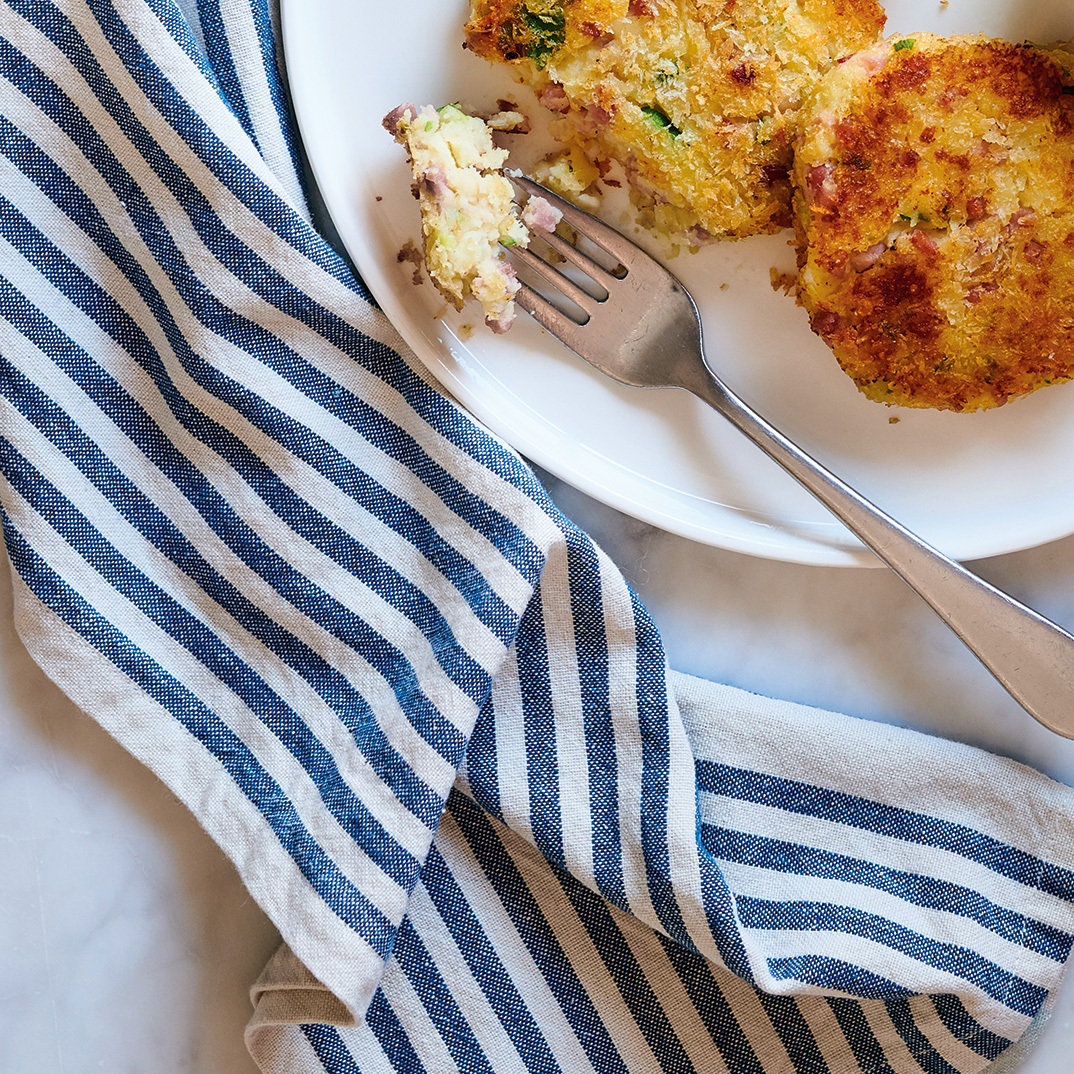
(894, 38, 916, 51)
(641, 104, 682, 138)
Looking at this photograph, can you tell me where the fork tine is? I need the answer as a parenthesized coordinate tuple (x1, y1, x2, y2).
(534, 229, 620, 289)
(509, 243, 604, 312)
(515, 282, 587, 343)
(509, 172, 643, 268)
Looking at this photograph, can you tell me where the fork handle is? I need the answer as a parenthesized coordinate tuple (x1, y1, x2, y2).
(685, 366, 1074, 739)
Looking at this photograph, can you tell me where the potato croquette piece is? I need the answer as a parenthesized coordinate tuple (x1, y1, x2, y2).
(465, 0, 886, 242)
(794, 33, 1074, 412)
(384, 103, 532, 332)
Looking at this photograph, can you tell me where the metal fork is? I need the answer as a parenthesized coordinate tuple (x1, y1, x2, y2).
(507, 173, 1074, 740)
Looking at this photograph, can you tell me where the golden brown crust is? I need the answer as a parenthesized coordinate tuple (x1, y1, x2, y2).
(794, 33, 1074, 412)
(466, 0, 886, 241)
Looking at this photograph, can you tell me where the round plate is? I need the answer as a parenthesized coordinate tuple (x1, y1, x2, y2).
(282, 0, 1074, 566)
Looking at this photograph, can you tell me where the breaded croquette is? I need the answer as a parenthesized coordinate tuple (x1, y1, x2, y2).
(794, 33, 1074, 411)
(465, 0, 886, 242)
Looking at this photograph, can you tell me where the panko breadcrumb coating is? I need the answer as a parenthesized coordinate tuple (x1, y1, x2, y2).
(465, 0, 886, 241)
(794, 33, 1074, 412)
(384, 103, 531, 332)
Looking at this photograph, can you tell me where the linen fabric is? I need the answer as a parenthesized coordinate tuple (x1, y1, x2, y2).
(1, 2, 1073, 1072)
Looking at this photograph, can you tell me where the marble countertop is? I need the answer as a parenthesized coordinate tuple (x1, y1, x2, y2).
(2, 464, 1074, 1072)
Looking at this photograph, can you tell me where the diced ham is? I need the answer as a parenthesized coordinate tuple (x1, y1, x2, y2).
(966, 196, 987, 222)
(910, 229, 938, 255)
(381, 103, 416, 140)
(1024, 240, 1045, 263)
(580, 21, 613, 47)
(849, 242, 885, 272)
(418, 164, 450, 207)
(538, 83, 571, 113)
(806, 164, 837, 210)
(521, 196, 563, 233)
(812, 310, 843, 336)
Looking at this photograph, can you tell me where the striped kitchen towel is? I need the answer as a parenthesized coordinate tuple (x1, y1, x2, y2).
(1, 2, 1073, 1073)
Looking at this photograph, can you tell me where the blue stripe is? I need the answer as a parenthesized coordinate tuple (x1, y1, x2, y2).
(0, 435, 425, 890)
(567, 534, 625, 907)
(4, 0, 554, 523)
(421, 843, 562, 1074)
(884, 998, 964, 1074)
(0, 83, 536, 653)
(656, 939, 767, 1074)
(702, 822, 1072, 961)
(300, 1024, 363, 1074)
(930, 995, 1014, 1061)
(826, 997, 896, 1074)
(193, 0, 259, 149)
(450, 791, 629, 1074)
(391, 919, 497, 1074)
(698, 762, 1074, 899)
(517, 590, 564, 868)
(0, 518, 396, 951)
(0, 263, 463, 810)
(741, 897, 1044, 1014)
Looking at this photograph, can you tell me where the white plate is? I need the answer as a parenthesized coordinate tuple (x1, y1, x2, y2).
(282, 0, 1074, 566)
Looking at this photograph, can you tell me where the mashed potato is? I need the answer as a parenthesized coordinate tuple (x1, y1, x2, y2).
(794, 33, 1074, 411)
(384, 103, 530, 332)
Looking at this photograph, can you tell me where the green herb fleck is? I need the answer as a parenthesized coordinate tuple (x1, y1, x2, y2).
(893, 38, 916, 51)
(425, 120, 435, 131)
(641, 104, 682, 138)
(501, 236, 518, 247)
(501, 2, 566, 70)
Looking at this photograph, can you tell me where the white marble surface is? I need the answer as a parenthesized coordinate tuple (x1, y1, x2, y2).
(3, 463, 1074, 1072)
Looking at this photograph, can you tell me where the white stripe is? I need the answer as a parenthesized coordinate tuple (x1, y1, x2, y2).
(490, 646, 535, 843)
(0, 235, 464, 794)
(215, 0, 308, 213)
(542, 540, 593, 886)
(328, 1026, 397, 1074)
(700, 791, 1074, 932)
(598, 550, 659, 926)
(436, 807, 601, 1074)
(718, 858, 1062, 988)
(7, 570, 388, 1020)
(0, 477, 416, 924)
